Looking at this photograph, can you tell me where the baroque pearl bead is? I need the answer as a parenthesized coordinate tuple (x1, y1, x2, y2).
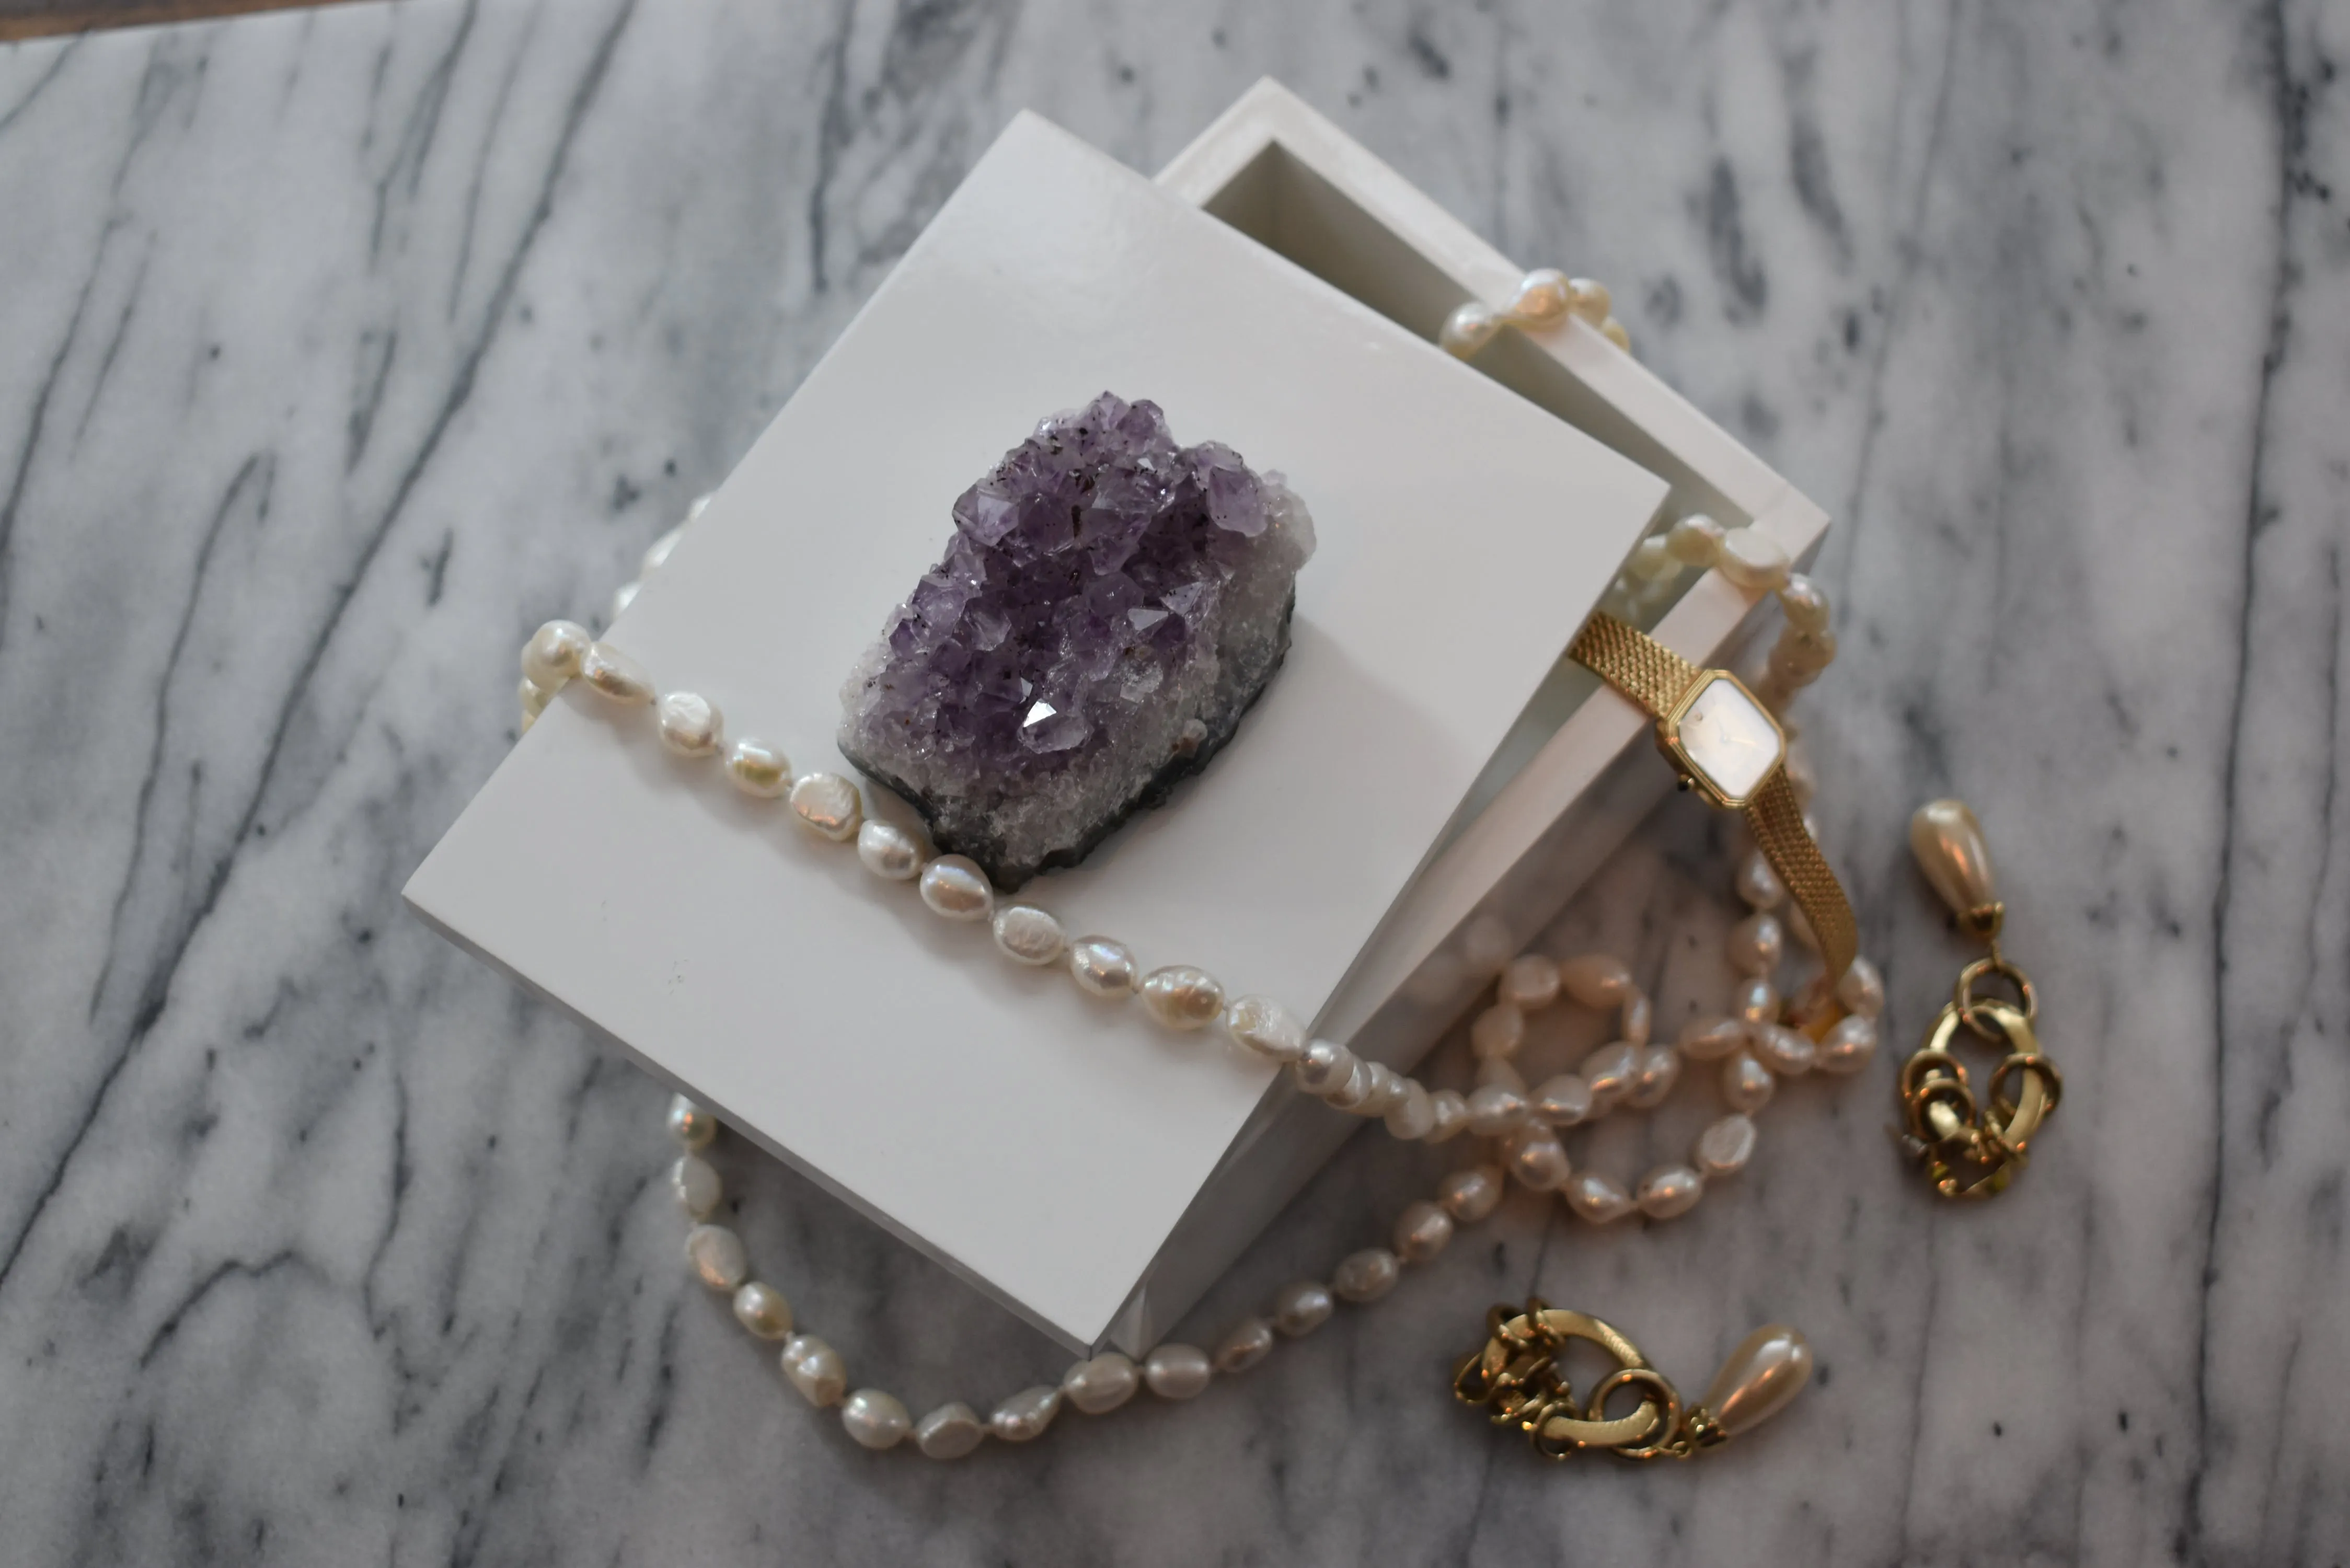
(684, 1224, 747, 1291)
(731, 1281, 793, 1339)
(519, 676, 555, 724)
(1621, 988, 1654, 1047)
(580, 641, 654, 704)
(1600, 316, 1632, 351)
(1752, 1022, 1816, 1076)
(1333, 1247, 1402, 1302)
(915, 1402, 986, 1458)
(1695, 1112, 1758, 1177)
(1637, 1164, 1705, 1218)
(1353, 1061, 1403, 1117)
(1667, 513, 1725, 567)
(654, 691, 723, 756)
(1294, 1039, 1355, 1096)
(1470, 1002, 1525, 1059)
(856, 821, 924, 880)
(1560, 953, 1632, 1008)
(1223, 995, 1307, 1062)
(724, 738, 792, 797)
(781, 1335, 847, 1407)
(1627, 536, 1678, 584)
(1384, 1079, 1437, 1140)
(1499, 953, 1561, 1010)
(1735, 847, 1787, 909)
(1563, 1171, 1636, 1224)
(1393, 1200, 1454, 1263)
(1817, 1013, 1879, 1075)
(1068, 937, 1138, 997)
(1727, 911, 1785, 976)
(1272, 1281, 1335, 1337)
(988, 1385, 1060, 1442)
(1581, 1042, 1638, 1113)
(521, 620, 591, 688)
(1733, 976, 1779, 1027)
(1566, 276, 1611, 321)
(1678, 1015, 1747, 1062)
(1424, 1088, 1470, 1143)
(992, 904, 1067, 966)
(1512, 267, 1572, 323)
(1062, 1353, 1141, 1414)
(1503, 1125, 1572, 1191)
(1438, 1164, 1504, 1223)
(919, 856, 993, 921)
(1717, 526, 1792, 592)
(842, 1389, 912, 1449)
(1439, 300, 1502, 355)
(1702, 1325, 1814, 1436)
(1144, 1344, 1212, 1400)
(1624, 1044, 1681, 1109)
(788, 773, 862, 840)
(1141, 966, 1226, 1030)
(666, 1094, 717, 1150)
(1324, 1057, 1376, 1110)
(1837, 954, 1886, 1019)
(1465, 1082, 1528, 1136)
(1723, 1052, 1777, 1112)
(1533, 1073, 1593, 1127)
(670, 1154, 720, 1219)
(1778, 573, 1831, 635)
(1214, 1317, 1275, 1373)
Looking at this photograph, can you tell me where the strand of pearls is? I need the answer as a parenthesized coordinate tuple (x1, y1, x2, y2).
(1438, 269, 1632, 358)
(1431, 267, 1831, 708)
(665, 1099, 1519, 1455)
(520, 489, 1868, 1456)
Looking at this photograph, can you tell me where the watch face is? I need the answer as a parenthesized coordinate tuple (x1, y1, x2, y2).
(1671, 673, 1783, 805)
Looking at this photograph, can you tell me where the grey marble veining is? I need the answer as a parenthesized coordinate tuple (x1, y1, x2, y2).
(1, 1, 2344, 1563)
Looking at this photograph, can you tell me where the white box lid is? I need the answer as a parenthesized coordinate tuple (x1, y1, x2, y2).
(404, 112, 1668, 1348)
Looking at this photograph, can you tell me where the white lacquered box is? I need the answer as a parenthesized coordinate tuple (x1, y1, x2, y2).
(404, 86, 1827, 1357)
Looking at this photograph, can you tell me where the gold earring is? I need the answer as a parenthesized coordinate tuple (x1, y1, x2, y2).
(1897, 799, 2064, 1198)
(1453, 1299, 1812, 1461)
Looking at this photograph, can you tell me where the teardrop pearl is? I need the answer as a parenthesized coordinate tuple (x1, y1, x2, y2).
(1701, 1324, 1814, 1437)
(1910, 798, 1998, 918)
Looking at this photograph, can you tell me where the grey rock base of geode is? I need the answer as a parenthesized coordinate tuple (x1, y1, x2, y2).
(842, 595, 1293, 890)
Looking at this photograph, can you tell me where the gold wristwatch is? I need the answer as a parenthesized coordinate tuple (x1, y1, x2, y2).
(1570, 611, 1857, 982)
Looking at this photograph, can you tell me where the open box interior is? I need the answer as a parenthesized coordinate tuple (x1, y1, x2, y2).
(1192, 134, 1751, 855)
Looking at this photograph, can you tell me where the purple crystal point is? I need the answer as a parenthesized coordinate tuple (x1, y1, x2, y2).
(838, 393, 1316, 888)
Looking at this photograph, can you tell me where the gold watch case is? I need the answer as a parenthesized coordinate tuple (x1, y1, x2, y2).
(1656, 669, 1787, 812)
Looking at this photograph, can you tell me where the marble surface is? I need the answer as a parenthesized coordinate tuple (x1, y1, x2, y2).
(1, 1, 2343, 1563)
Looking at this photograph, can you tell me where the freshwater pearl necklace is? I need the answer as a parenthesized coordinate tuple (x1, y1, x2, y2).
(515, 402, 1864, 1457)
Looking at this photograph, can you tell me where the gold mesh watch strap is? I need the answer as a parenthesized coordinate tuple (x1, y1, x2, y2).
(1744, 770, 1857, 981)
(1569, 610, 1702, 714)
(1570, 610, 1857, 982)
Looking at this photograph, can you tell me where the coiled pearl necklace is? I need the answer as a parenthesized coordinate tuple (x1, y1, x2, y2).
(516, 411, 1866, 1457)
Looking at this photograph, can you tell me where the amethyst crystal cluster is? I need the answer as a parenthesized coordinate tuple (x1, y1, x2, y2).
(838, 393, 1315, 888)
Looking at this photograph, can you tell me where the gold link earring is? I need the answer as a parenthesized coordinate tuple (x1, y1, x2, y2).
(1897, 799, 2064, 1197)
(1453, 1300, 1812, 1461)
